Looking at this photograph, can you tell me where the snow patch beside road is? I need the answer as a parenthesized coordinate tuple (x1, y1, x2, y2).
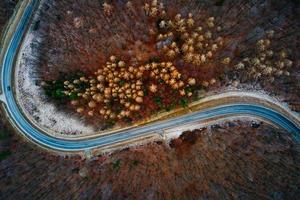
(15, 31, 94, 135)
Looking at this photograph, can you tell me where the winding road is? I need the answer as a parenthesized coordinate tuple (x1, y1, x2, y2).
(0, 0, 299, 153)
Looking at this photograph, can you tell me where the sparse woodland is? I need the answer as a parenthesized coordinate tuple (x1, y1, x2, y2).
(1, 120, 300, 199)
(1, 1, 300, 199)
(23, 0, 300, 129)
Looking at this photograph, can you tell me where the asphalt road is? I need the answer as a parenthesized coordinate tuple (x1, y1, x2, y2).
(0, 0, 299, 152)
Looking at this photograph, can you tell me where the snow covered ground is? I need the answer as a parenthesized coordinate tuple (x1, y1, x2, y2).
(15, 30, 94, 136)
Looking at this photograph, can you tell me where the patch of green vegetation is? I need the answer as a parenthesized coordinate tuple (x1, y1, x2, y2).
(132, 160, 139, 166)
(114, 105, 123, 114)
(68, 92, 78, 100)
(123, 117, 133, 124)
(148, 56, 160, 63)
(76, 82, 89, 91)
(143, 88, 148, 96)
(215, 0, 226, 6)
(113, 159, 121, 171)
(105, 100, 114, 108)
(291, 0, 300, 5)
(179, 98, 188, 108)
(158, 79, 164, 84)
(115, 58, 121, 63)
(184, 86, 193, 94)
(218, 74, 226, 82)
(44, 80, 64, 98)
(105, 119, 116, 128)
(54, 88, 65, 98)
(30, 42, 38, 49)
(118, 80, 125, 86)
(33, 20, 40, 31)
(153, 96, 163, 108)
(56, 15, 62, 21)
(43, 71, 88, 101)
(165, 103, 176, 112)
(129, 160, 140, 170)
(0, 132, 10, 140)
(133, 112, 142, 119)
(0, 150, 12, 161)
(72, 167, 80, 173)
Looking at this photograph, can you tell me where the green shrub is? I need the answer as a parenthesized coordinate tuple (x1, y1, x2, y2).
(179, 98, 188, 108)
(113, 159, 121, 171)
(0, 132, 10, 140)
(0, 150, 12, 161)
